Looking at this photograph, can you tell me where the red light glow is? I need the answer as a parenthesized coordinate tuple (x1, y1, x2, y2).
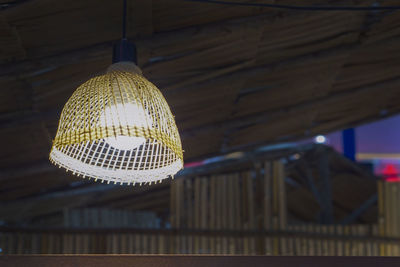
(382, 164, 400, 182)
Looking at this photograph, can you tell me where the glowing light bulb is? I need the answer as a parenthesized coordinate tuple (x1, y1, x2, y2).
(314, 135, 327, 144)
(100, 103, 152, 150)
(104, 135, 146, 150)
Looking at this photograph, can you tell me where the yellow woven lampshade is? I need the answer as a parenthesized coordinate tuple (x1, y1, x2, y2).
(49, 62, 183, 185)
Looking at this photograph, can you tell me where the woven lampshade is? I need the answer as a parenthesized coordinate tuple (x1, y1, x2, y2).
(49, 62, 183, 185)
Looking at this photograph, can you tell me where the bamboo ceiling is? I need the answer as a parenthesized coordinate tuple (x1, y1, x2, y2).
(0, 0, 400, 209)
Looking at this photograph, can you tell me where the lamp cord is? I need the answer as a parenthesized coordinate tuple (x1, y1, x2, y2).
(122, 0, 127, 39)
(186, 0, 400, 11)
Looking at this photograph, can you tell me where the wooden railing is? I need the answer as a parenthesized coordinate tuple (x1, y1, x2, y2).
(1, 255, 400, 267)
(1, 224, 400, 256)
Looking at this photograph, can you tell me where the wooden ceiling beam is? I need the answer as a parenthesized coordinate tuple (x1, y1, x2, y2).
(228, 75, 400, 148)
(0, 41, 358, 129)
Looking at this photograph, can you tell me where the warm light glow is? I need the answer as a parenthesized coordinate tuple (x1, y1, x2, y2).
(315, 135, 327, 144)
(100, 103, 152, 150)
(49, 62, 183, 185)
(104, 136, 145, 150)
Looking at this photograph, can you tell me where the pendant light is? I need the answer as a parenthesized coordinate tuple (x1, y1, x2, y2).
(49, 0, 183, 185)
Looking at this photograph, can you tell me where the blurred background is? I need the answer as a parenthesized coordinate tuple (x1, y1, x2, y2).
(1, 0, 400, 256)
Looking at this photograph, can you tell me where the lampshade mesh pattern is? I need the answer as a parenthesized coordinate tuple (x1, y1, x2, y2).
(50, 63, 183, 184)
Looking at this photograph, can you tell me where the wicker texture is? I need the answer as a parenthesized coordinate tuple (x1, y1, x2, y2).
(50, 62, 183, 184)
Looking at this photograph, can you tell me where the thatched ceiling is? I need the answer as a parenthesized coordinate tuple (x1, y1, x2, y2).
(0, 0, 400, 208)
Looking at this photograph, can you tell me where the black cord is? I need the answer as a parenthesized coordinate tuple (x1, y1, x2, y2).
(186, 0, 400, 11)
(122, 0, 127, 39)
